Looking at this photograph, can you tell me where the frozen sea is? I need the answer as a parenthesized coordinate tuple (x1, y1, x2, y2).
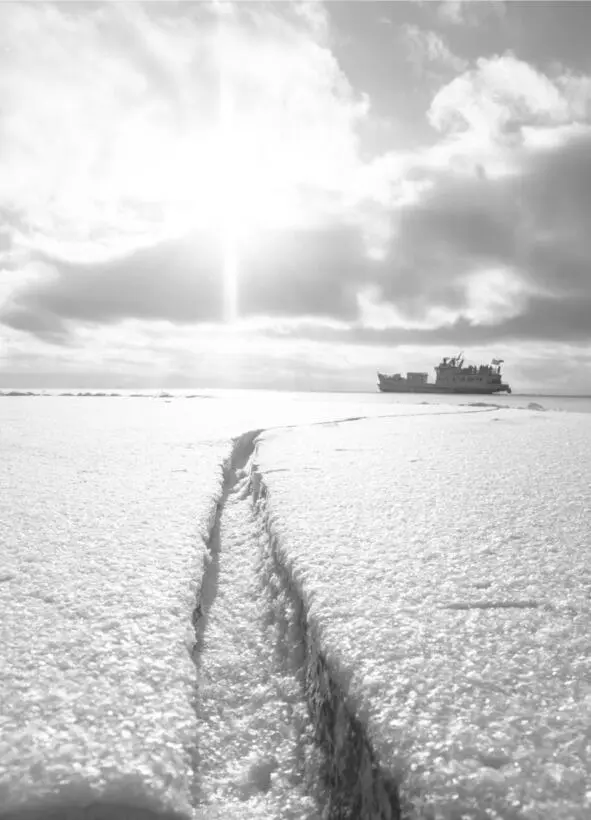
(2, 386, 591, 422)
(1, 389, 590, 819)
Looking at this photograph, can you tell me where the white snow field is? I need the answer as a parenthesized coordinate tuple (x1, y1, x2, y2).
(253, 408, 591, 820)
(0, 397, 472, 819)
(0, 399, 233, 818)
(2, 396, 590, 819)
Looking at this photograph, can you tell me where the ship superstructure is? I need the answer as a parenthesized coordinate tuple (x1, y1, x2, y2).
(377, 354, 511, 394)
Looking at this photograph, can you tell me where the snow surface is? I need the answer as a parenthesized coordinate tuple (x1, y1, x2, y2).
(3, 397, 590, 818)
(0, 397, 469, 817)
(253, 409, 591, 819)
(0, 400, 231, 816)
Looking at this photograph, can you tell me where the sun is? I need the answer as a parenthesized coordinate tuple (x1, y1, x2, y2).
(159, 38, 295, 322)
(189, 25, 306, 323)
(106, 15, 312, 323)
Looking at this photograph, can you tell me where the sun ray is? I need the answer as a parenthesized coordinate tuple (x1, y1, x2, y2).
(222, 230, 239, 324)
(217, 21, 240, 324)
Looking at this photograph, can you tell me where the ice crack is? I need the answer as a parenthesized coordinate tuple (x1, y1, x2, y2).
(190, 430, 321, 819)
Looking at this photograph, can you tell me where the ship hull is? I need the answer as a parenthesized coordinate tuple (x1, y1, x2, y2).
(377, 379, 511, 395)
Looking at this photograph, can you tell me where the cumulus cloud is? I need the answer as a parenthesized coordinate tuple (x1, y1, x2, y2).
(7, 109, 591, 351)
(435, 1, 507, 27)
(0, 2, 368, 250)
(342, 54, 591, 347)
(428, 54, 574, 139)
(403, 24, 468, 77)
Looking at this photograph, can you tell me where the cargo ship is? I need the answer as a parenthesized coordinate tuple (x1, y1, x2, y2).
(377, 354, 511, 394)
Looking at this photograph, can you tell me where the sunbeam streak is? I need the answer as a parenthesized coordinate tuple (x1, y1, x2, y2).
(222, 231, 239, 324)
(217, 22, 240, 324)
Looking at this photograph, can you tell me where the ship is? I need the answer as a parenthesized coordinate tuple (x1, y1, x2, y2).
(377, 354, 511, 394)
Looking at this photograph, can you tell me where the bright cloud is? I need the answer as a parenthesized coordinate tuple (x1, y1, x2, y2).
(403, 23, 468, 76)
(429, 55, 574, 138)
(0, 2, 369, 252)
(434, 1, 507, 28)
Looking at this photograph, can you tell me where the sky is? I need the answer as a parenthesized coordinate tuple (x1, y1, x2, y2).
(1, 0, 591, 393)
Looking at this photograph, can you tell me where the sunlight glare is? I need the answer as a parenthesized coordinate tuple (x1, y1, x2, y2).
(222, 230, 239, 324)
(217, 31, 240, 324)
(107, 12, 320, 325)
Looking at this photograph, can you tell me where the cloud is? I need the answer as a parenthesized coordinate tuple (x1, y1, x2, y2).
(352, 54, 591, 341)
(0, 3, 188, 237)
(0, 227, 12, 256)
(436, 2, 465, 26)
(402, 24, 468, 77)
(1, 235, 224, 335)
(241, 225, 371, 320)
(7, 112, 591, 351)
(428, 54, 576, 141)
(0, 1, 369, 254)
(5, 59, 591, 354)
(264, 289, 591, 348)
(0, 316, 376, 392)
(3, 4, 591, 392)
(0, 207, 28, 260)
(435, 1, 507, 27)
(1, 222, 376, 334)
(366, 118, 591, 340)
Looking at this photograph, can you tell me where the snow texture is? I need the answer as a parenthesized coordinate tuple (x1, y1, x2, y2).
(0, 400, 231, 818)
(3, 397, 591, 819)
(0, 398, 476, 818)
(253, 408, 591, 819)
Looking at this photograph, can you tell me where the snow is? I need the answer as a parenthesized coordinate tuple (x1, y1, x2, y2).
(0, 398, 454, 817)
(0, 400, 231, 817)
(253, 408, 591, 819)
(2, 396, 591, 818)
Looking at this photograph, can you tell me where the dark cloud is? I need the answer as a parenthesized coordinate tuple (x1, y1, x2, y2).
(240, 225, 371, 320)
(0, 206, 29, 256)
(0, 304, 67, 343)
(371, 172, 519, 318)
(521, 134, 591, 296)
(3, 131, 591, 349)
(0, 224, 373, 336)
(260, 290, 591, 350)
(0, 229, 12, 255)
(254, 129, 591, 346)
(369, 130, 591, 334)
(1, 234, 224, 334)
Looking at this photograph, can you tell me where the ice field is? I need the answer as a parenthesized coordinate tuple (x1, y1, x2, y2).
(254, 409, 591, 819)
(1, 394, 590, 819)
